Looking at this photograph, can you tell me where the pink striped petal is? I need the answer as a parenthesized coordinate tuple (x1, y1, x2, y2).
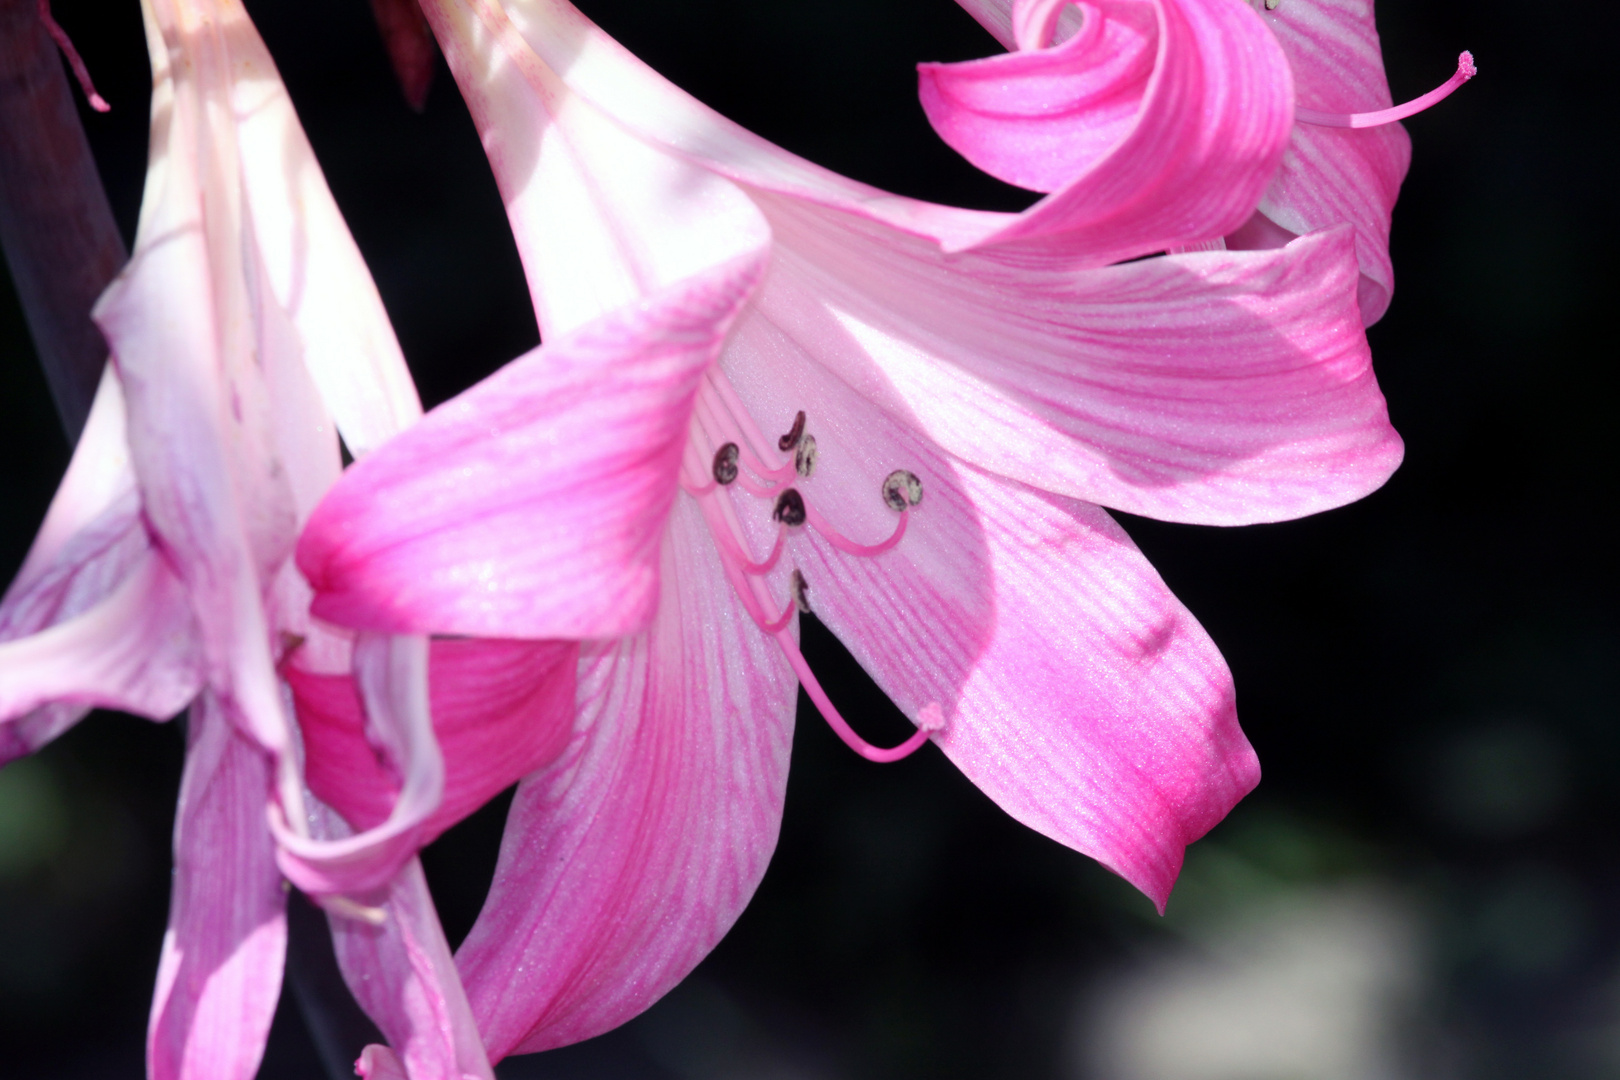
(1255, 0, 1411, 325)
(723, 361, 1254, 910)
(454, 499, 797, 1058)
(329, 859, 494, 1080)
(299, 253, 765, 640)
(0, 549, 202, 760)
(747, 201, 1401, 525)
(920, 0, 1293, 260)
(272, 635, 444, 897)
(289, 637, 577, 845)
(147, 693, 287, 1080)
(919, 1, 1157, 194)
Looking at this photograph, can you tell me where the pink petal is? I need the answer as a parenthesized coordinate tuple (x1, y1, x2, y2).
(723, 361, 1256, 911)
(454, 499, 797, 1058)
(299, 253, 765, 639)
(289, 637, 577, 845)
(329, 859, 494, 1080)
(1255, 0, 1411, 325)
(147, 693, 287, 1080)
(273, 635, 445, 896)
(0, 548, 202, 757)
(919, 0, 1294, 262)
(746, 202, 1401, 525)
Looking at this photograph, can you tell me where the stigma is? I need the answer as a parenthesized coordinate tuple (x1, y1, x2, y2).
(1296, 52, 1476, 129)
(678, 369, 938, 763)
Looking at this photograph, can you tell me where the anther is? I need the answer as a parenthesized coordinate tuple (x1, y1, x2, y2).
(712, 442, 740, 485)
(882, 470, 924, 512)
(772, 488, 807, 527)
(778, 410, 807, 452)
(795, 434, 818, 478)
(1296, 52, 1476, 129)
(1264, 0, 1278, 9)
(790, 569, 812, 613)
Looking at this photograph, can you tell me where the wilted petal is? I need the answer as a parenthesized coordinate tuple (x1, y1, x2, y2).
(455, 499, 797, 1058)
(921, 0, 1293, 261)
(147, 694, 287, 1080)
(330, 859, 494, 1080)
(300, 253, 765, 639)
(750, 202, 1400, 525)
(724, 362, 1254, 910)
(289, 637, 577, 845)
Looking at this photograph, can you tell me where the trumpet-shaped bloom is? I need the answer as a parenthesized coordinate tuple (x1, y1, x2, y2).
(939, 0, 1472, 324)
(296, 0, 1403, 1063)
(0, 1, 517, 1076)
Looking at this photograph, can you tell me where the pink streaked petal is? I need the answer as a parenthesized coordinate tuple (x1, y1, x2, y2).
(455, 499, 797, 1058)
(329, 859, 494, 1080)
(750, 199, 1401, 525)
(0, 548, 203, 762)
(4, 366, 136, 596)
(918, 1, 1157, 194)
(289, 637, 577, 844)
(273, 635, 444, 896)
(421, 0, 772, 337)
(300, 253, 765, 639)
(228, 11, 423, 455)
(724, 365, 1253, 911)
(1256, 0, 1410, 325)
(147, 693, 287, 1080)
(922, 0, 1294, 261)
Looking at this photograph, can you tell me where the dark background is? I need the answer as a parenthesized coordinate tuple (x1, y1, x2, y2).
(2, 0, 1615, 1077)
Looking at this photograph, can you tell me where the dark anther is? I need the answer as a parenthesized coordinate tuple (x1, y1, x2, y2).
(790, 569, 812, 613)
(777, 410, 807, 452)
(712, 442, 740, 485)
(772, 488, 807, 527)
(794, 434, 818, 478)
(881, 470, 924, 511)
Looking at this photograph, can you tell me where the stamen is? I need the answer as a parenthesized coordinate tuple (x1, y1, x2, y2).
(777, 410, 807, 452)
(881, 470, 924, 511)
(1296, 52, 1476, 129)
(795, 434, 818, 478)
(772, 488, 807, 527)
(775, 628, 935, 763)
(710, 519, 787, 575)
(713, 442, 740, 485)
(790, 569, 811, 613)
(38, 0, 110, 112)
(804, 502, 909, 558)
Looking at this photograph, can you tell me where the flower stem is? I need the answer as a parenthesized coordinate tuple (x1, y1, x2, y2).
(0, 0, 123, 443)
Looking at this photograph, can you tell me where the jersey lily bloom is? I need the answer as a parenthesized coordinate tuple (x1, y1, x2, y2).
(935, 0, 1474, 323)
(0, 1, 522, 1076)
(295, 0, 1403, 1067)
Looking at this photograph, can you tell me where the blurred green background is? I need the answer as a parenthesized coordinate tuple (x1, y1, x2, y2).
(2, 0, 1615, 1077)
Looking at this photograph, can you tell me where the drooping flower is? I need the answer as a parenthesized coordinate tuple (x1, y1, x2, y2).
(295, 0, 1404, 1063)
(0, 0, 519, 1075)
(936, 0, 1474, 323)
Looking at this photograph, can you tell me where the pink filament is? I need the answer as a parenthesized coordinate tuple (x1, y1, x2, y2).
(1296, 52, 1475, 129)
(804, 502, 909, 558)
(774, 629, 934, 763)
(38, 0, 110, 112)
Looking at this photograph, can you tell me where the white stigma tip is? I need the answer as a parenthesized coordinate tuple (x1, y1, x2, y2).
(916, 702, 948, 733)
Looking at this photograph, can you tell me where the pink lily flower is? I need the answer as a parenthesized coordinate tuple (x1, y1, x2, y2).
(0, 1, 522, 1076)
(936, 0, 1474, 324)
(295, 0, 1404, 1065)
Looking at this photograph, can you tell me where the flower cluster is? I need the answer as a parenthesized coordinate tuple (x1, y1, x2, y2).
(0, 0, 1469, 1076)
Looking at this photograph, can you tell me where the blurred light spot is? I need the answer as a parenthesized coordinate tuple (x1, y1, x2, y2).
(1074, 886, 1423, 1080)
(0, 758, 69, 880)
(1431, 719, 1567, 836)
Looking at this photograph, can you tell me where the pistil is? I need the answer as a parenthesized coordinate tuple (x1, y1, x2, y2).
(1296, 52, 1476, 129)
